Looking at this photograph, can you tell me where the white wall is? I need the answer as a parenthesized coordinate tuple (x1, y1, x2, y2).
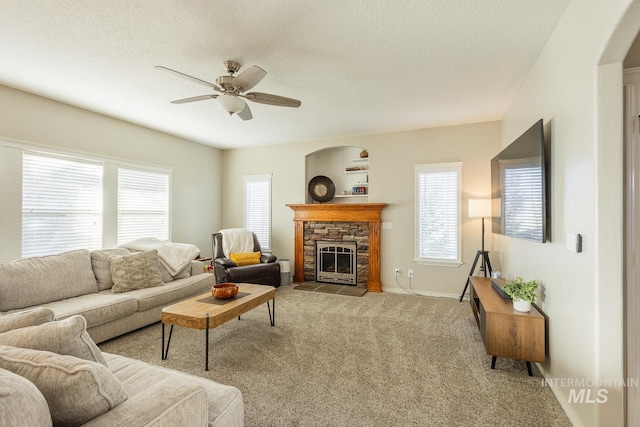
(499, 0, 638, 425)
(221, 121, 500, 297)
(0, 84, 223, 261)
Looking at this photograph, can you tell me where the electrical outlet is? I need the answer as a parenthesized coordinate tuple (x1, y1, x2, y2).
(394, 268, 400, 276)
(408, 269, 414, 278)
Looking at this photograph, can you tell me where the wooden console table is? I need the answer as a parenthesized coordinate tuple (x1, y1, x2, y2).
(469, 276, 545, 375)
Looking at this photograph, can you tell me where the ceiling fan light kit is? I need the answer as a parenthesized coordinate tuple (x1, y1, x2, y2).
(156, 60, 301, 121)
(218, 94, 245, 115)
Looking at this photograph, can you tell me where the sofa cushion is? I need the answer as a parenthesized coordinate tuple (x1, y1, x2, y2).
(104, 352, 244, 427)
(41, 292, 138, 329)
(0, 345, 127, 426)
(122, 273, 214, 312)
(0, 315, 108, 367)
(158, 262, 175, 283)
(0, 367, 52, 427)
(0, 249, 98, 311)
(0, 307, 55, 334)
(81, 370, 208, 427)
(172, 262, 192, 279)
(111, 250, 163, 293)
(91, 248, 132, 291)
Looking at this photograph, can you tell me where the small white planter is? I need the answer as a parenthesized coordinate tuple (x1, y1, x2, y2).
(513, 299, 532, 312)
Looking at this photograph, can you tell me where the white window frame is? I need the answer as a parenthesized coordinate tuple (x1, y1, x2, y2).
(22, 152, 103, 258)
(117, 166, 171, 246)
(243, 173, 272, 251)
(414, 162, 462, 267)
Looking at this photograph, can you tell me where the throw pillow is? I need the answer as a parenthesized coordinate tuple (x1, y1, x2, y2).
(110, 250, 163, 293)
(0, 366, 52, 427)
(229, 251, 261, 266)
(0, 345, 128, 426)
(91, 248, 131, 290)
(0, 315, 108, 367)
(0, 307, 55, 334)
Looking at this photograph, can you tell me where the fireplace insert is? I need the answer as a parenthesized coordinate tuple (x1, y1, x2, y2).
(315, 241, 357, 285)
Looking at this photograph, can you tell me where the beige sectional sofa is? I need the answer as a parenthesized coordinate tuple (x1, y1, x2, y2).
(0, 248, 212, 343)
(0, 249, 245, 426)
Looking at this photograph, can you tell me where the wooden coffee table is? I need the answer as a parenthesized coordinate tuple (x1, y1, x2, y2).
(161, 283, 276, 370)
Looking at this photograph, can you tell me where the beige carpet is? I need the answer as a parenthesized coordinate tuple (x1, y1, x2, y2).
(99, 285, 570, 427)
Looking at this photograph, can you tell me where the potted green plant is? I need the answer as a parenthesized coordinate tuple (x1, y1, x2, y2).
(502, 277, 539, 312)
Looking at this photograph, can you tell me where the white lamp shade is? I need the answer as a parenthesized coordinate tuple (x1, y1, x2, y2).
(218, 94, 245, 114)
(468, 198, 492, 218)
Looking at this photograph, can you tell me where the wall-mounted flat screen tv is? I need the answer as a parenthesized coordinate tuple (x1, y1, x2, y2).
(491, 119, 547, 243)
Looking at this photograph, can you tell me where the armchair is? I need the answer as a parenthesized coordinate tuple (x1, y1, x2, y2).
(211, 231, 281, 288)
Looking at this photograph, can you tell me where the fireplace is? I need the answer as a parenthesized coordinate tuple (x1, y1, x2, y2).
(316, 241, 357, 285)
(287, 203, 387, 292)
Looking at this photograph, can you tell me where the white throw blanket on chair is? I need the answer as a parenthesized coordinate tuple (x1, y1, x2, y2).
(120, 237, 200, 276)
(219, 228, 255, 258)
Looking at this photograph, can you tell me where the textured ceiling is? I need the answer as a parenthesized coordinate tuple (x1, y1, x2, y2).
(0, 1, 570, 149)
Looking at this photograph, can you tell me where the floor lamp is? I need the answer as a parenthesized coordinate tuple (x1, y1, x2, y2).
(459, 198, 493, 302)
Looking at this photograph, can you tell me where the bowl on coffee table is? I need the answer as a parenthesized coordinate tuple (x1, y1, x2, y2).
(211, 283, 239, 299)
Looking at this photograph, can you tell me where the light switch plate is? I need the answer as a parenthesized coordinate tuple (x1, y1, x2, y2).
(382, 222, 392, 229)
(566, 233, 583, 253)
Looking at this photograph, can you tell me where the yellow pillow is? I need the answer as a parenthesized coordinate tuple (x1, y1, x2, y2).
(229, 251, 261, 266)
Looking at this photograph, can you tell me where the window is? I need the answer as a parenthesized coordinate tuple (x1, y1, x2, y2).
(22, 153, 103, 257)
(117, 168, 170, 245)
(243, 174, 272, 251)
(415, 162, 462, 266)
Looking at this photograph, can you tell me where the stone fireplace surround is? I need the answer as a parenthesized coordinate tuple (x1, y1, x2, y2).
(287, 203, 387, 292)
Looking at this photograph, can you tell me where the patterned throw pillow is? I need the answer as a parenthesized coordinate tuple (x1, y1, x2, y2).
(90, 248, 132, 290)
(229, 251, 261, 266)
(110, 250, 163, 293)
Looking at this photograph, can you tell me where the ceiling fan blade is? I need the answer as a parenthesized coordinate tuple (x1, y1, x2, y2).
(155, 66, 222, 91)
(245, 92, 301, 108)
(232, 66, 266, 91)
(237, 102, 253, 121)
(170, 94, 218, 104)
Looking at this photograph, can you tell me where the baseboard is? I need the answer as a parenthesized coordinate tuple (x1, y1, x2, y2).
(381, 286, 459, 299)
(536, 364, 582, 426)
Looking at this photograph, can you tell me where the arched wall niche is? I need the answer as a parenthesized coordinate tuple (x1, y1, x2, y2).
(305, 146, 368, 203)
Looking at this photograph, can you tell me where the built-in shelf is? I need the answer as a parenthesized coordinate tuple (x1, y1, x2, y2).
(334, 194, 368, 198)
(345, 158, 369, 198)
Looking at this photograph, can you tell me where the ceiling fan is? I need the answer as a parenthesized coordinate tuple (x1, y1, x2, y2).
(156, 60, 301, 121)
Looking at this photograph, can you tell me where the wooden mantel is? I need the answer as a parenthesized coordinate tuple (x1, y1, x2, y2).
(287, 203, 387, 292)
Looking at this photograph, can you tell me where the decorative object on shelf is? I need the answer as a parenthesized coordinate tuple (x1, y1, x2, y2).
(459, 198, 493, 301)
(345, 166, 368, 172)
(211, 283, 239, 299)
(308, 175, 335, 203)
(502, 277, 539, 312)
(360, 149, 369, 158)
(351, 185, 367, 195)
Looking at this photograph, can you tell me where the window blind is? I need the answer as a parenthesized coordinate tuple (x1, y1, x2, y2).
(243, 174, 272, 251)
(415, 163, 462, 264)
(503, 165, 543, 242)
(22, 153, 103, 257)
(117, 168, 169, 245)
